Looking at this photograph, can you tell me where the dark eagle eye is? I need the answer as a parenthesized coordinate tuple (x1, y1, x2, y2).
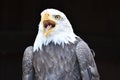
(54, 15, 61, 20)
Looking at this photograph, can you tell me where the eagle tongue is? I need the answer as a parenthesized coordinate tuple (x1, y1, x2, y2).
(46, 25, 52, 30)
(43, 20, 55, 29)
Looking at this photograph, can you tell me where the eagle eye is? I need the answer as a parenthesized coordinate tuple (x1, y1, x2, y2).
(54, 15, 61, 20)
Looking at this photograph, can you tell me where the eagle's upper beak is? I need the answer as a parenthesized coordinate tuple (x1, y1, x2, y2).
(41, 12, 56, 36)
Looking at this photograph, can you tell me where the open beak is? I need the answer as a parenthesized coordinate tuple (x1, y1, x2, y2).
(41, 13, 56, 36)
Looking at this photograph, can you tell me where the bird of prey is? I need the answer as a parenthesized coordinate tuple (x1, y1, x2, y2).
(22, 9, 100, 80)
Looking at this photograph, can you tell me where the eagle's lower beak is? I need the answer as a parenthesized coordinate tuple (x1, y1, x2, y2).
(41, 13, 56, 36)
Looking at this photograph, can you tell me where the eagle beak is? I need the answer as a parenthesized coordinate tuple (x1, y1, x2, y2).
(41, 13, 56, 36)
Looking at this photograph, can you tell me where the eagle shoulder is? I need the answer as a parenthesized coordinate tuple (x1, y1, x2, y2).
(76, 40, 100, 80)
(22, 46, 34, 80)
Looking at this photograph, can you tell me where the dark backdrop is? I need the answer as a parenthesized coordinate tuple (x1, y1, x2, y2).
(0, 0, 120, 80)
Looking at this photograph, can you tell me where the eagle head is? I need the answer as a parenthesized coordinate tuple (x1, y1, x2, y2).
(34, 9, 77, 51)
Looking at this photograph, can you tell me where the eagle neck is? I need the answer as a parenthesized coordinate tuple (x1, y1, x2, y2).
(33, 30, 78, 52)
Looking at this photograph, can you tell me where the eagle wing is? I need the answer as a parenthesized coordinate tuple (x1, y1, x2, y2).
(22, 46, 34, 80)
(76, 40, 100, 80)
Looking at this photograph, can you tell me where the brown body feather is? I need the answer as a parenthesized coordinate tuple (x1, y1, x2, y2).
(22, 38, 99, 80)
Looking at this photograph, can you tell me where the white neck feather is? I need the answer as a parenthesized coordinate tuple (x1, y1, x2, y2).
(33, 29, 78, 52)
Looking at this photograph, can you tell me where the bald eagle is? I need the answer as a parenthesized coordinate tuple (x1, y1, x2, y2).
(22, 9, 99, 80)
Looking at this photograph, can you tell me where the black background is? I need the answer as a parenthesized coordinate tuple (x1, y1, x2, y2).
(0, 0, 120, 80)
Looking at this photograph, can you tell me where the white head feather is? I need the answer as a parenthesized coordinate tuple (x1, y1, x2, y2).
(33, 9, 78, 51)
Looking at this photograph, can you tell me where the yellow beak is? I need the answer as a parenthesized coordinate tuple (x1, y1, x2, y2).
(41, 12, 56, 36)
(41, 12, 50, 22)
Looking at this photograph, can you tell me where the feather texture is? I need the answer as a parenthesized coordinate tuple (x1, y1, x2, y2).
(33, 38, 81, 80)
(22, 38, 100, 80)
(76, 40, 100, 80)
